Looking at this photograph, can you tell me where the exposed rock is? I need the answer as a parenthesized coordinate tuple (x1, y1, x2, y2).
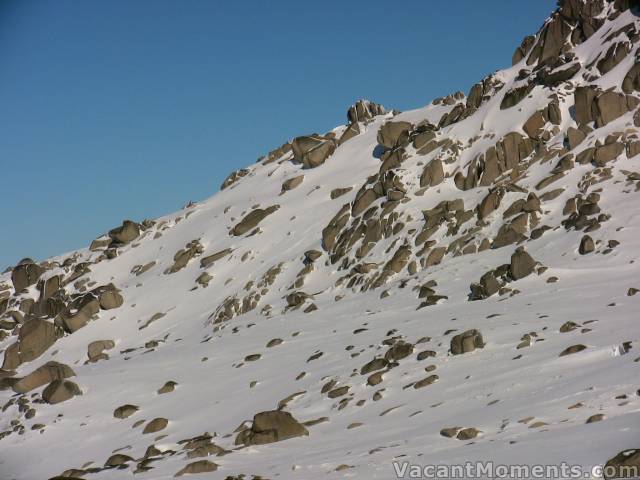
(165, 240, 204, 274)
(330, 187, 353, 199)
(231, 205, 280, 236)
(2, 318, 62, 370)
(59, 295, 100, 333)
(509, 247, 536, 280)
(338, 122, 360, 145)
(114, 404, 139, 419)
(579, 235, 595, 254)
(175, 460, 218, 476)
(108, 220, 140, 245)
(604, 449, 640, 480)
(220, 168, 250, 190)
(42, 380, 81, 404)
(143, 418, 169, 434)
(281, 175, 304, 193)
(291, 135, 337, 168)
(559, 344, 587, 356)
(11, 260, 44, 293)
(12, 361, 75, 394)
(347, 99, 385, 123)
(450, 329, 484, 355)
(200, 248, 232, 268)
(158, 380, 178, 394)
(384, 341, 414, 361)
(235, 410, 308, 446)
(457, 427, 481, 440)
(104, 454, 134, 467)
(377, 121, 412, 150)
(575, 86, 639, 127)
(420, 159, 444, 188)
(98, 288, 123, 310)
(87, 340, 115, 361)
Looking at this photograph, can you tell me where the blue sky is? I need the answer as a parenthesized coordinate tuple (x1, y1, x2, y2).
(0, 0, 556, 269)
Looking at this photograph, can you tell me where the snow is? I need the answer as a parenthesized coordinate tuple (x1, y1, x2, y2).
(1, 4, 640, 480)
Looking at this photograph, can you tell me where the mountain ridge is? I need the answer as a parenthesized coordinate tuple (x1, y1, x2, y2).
(2, 1, 640, 479)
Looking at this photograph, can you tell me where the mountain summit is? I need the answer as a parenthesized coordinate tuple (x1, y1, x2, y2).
(2, 1, 640, 479)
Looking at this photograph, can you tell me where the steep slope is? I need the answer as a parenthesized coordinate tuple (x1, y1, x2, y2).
(2, 1, 640, 479)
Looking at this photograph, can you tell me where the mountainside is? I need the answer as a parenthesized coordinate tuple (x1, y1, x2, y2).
(2, 1, 640, 479)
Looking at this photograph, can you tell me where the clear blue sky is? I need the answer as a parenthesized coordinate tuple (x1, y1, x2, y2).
(0, 0, 556, 269)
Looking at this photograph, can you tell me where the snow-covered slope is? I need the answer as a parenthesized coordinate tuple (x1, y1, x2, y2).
(2, 1, 640, 479)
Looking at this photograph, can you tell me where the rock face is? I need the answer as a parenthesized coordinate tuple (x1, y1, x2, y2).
(235, 410, 309, 446)
(108, 220, 140, 245)
(450, 330, 484, 355)
(291, 135, 337, 168)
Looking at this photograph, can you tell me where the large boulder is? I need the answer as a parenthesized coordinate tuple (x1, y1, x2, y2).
(509, 247, 536, 280)
(231, 205, 280, 236)
(377, 121, 412, 150)
(58, 295, 100, 333)
(450, 329, 485, 355)
(604, 449, 640, 479)
(235, 410, 308, 446)
(87, 339, 115, 362)
(12, 361, 75, 394)
(291, 135, 336, 168)
(2, 318, 62, 370)
(108, 220, 140, 245)
(11, 259, 44, 293)
(42, 380, 81, 404)
(420, 159, 444, 188)
(622, 63, 640, 94)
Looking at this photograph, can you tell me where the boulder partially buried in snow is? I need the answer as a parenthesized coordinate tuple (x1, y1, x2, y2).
(450, 329, 485, 355)
(231, 205, 280, 236)
(235, 410, 309, 446)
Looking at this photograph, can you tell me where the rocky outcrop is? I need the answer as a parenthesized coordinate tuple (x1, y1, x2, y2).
(347, 99, 385, 123)
(11, 259, 44, 293)
(108, 220, 140, 245)
(291, 135, 337, 168)
(377, 121, 412, 150)
(574, 86, 640, 127)
(220, 168, 250, 190)
(235, 410, 308, 446)
(2, 318, 62, 370)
